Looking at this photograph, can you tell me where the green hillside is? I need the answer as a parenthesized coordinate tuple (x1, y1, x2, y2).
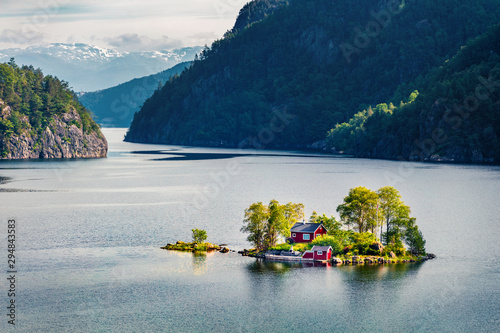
(326, 23, 500, 163)
(125, 0, 500, 152)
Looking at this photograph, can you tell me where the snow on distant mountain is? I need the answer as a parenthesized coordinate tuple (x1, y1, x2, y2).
(0, 43, 203, 91)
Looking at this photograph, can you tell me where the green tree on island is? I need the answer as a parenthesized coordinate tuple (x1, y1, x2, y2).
(192, 228, 208, 243)
(242, 187, 426, 256)
(283, 202, 305, 230)
(309, 211, 345, 239)
(336, 187, 379, 233)
(405, 218, 426, 255)
(241, 200, 305, 250)
(377, 186, 411, 243)
(265, 200, 288, 249)
(241, 202, 269, 251)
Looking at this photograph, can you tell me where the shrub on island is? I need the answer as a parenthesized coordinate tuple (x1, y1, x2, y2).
(161, 228, 222, 252)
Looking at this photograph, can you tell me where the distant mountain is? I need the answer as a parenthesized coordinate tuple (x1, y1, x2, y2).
(78, 62, 191, 127)
(0, 43, 203, 91)
(125, 0, 500, 150)
(0, 60, 107, 159)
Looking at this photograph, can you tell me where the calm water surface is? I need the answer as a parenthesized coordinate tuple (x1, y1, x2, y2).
(1, 128, 499, 332)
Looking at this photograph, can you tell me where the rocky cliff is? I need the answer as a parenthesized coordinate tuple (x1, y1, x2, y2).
(0, 99, 107, 159)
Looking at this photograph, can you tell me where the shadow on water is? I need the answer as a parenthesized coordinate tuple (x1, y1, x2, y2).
(0, 175, 54, 192)
(0, 176, 11, 185)
(130, 150, 340, 161)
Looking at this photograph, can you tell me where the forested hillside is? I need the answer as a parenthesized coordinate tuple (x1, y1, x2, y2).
(125, 0, 500, 152)
(231, 0, 288, 34)
(78, 62, 190, 127)
(0, 60, 107, 159)
(326, 23, 500, 163)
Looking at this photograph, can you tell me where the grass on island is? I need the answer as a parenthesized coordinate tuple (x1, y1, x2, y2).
(161, 241, 220, 252)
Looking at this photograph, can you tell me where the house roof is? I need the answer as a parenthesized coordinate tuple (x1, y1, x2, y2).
(291, 222, 325, 233)
(311, 246, 332, 252)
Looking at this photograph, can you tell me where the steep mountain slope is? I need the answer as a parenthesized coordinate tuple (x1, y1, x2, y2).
(0, 61, 107, 159)
(326, 23, 500, 163)
(125, 0, 500, 149)
(0, 44, 202, 91)
(78, 62, 190, 127)
(231, 0, 288, 33)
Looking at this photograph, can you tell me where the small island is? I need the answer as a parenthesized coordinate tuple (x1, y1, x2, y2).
(240, 186, 436, 265)
(162, 186, 435, 266)
(161, 228, 230, 253)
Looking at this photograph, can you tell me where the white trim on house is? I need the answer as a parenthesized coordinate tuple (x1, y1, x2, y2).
(292, 233, 296, 237)
(303, 234, 310, 240)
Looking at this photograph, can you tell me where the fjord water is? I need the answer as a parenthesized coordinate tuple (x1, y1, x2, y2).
(1, 129, 499, 332)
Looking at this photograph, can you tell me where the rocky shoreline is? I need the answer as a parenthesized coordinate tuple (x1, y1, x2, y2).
(1, 99, 107, 159)
(161, 241, 232, 253)
(239, 249, 436, 265)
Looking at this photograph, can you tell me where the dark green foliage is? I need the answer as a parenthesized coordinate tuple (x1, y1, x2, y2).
(126, 0, 500, 149)
(0, 60, 100, 138)
(405, 219, 426, 255)
(231, 0, 289, 34)
(327, 22, 500, 163)
(349, 232, 378, 255)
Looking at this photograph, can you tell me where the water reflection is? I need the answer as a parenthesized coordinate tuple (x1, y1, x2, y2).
(247, 259, 337, 274)
(247, 259, 423, 281)
(192, 252, 207, 275)
(338, 262, 424, 282)
(247, 259, 298, 274)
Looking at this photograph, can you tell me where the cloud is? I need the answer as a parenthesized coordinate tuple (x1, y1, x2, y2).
(0, 28, 45, 45)
(0, 0, 250, 50)
(179, 32, 220, 47)
(103, 33, 182, 52)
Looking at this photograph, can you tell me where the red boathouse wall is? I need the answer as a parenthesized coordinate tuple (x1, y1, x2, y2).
(313, 248, 332, 261)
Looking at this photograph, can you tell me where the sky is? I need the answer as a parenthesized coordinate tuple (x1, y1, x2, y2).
(0, 0, 249, 51)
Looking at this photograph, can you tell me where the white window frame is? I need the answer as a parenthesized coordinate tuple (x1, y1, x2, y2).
(317, 251, 323, 255)
(303, 234, 310, 240)
(292, 233, 296, 237)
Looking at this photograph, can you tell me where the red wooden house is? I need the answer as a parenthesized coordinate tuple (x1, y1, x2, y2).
(290, 222, 327, 243)
(302, 246, 333, 261)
